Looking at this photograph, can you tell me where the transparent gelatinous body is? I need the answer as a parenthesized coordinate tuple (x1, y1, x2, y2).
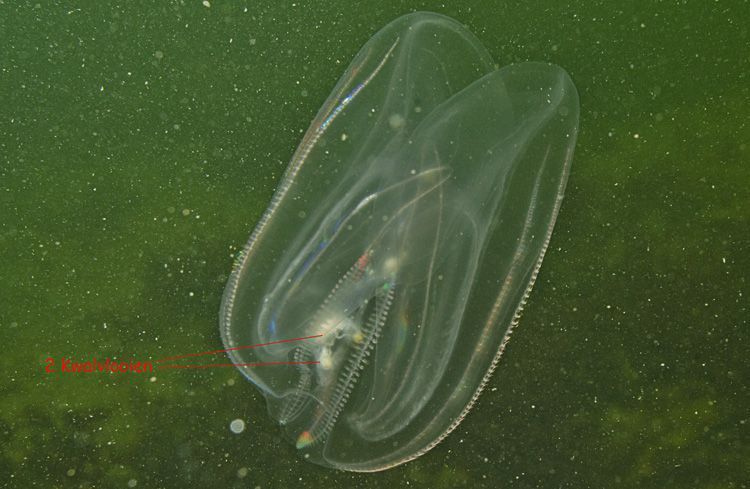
(220, 12, 579, 471)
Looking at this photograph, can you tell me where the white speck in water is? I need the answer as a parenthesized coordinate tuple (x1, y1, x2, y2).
(202, 0, 211, 7)
(237, 467, 248, 478)
(154, 50, 164, 60)
(230, 419, 246, 434)
(340, 133, 348, 141)
(127, 479, 138, 488)
(388, 113, 405, 129)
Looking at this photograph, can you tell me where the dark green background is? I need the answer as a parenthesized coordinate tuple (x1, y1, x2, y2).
(2, 1, 747, 487)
